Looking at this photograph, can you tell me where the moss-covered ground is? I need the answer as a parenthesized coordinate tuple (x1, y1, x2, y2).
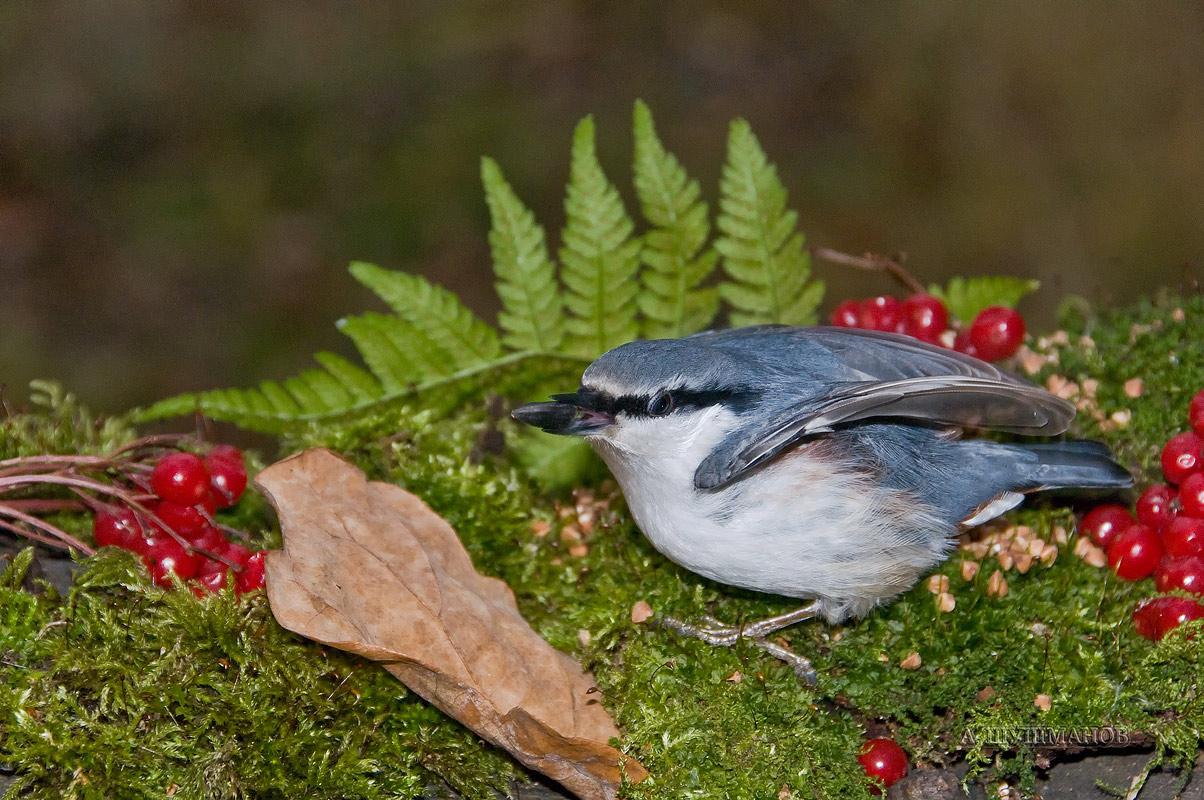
(2, 292, 1202, 799)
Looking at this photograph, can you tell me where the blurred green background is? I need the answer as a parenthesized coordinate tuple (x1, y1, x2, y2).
(2, 2, 1201, 413)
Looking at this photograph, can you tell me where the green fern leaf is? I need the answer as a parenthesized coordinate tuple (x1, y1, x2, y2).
(715, 119, 823, 327)
(336, 313, 441, 392)
(928, 276, 1041, 323)
(348, 261, 502, 368)
(632, 100, 719, 339)
(311, 351, 382, 402)
(134, 352, 588, 434)
(257, 381, 303, 416)
(510, 434, 606, 493)
(481, 157, 565, 353)
(559, 116, 642, 357)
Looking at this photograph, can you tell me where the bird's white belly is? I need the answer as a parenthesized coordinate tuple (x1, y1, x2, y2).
(593, 439, 951, 623)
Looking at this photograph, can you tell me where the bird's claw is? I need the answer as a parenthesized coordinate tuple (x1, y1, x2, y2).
(658, 611, 818, 686)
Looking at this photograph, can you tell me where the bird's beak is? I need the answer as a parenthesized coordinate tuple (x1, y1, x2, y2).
(512, 393, 615, 436)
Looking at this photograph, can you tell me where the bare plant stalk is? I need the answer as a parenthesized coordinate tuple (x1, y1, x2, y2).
(809, 246, 928, 296)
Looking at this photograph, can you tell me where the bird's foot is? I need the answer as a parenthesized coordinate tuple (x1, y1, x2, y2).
(659, 602, 821, 685)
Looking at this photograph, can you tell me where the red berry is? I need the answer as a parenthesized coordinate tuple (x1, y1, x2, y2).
(144, 537, 200, 588)
(857, 737, 908, 792)
(153, 500, 208, 538)
(1161, 432, 1204, 486)
(206, 445, 248, 508)
(1106, 524, 1163, 580)
(1155, 556, 1204, 595)
(1179, 472, 1204, 519)
(1080, 505, 1135, 550)
(1164, 516, 1204, 558)
(1134, 596, 1204, 641)
(236, 550, 267, 593)
(859, 296, 902, 332)
(196, 558, 230, 593)
(1156, 598, 1204, 640)
(215, 540, 252, 567)
(1132, 600, 1159, 640)
(1190, 389, 1204, 437)
(151, 452, 212, 506)
(968, 306, 1025, 362)
(1136, 485, 1179, 530)
(899, 294, 949, 344)
(92, 507, 144, 550)
(187, 524, 226, 552)
(830, 299, 862, 328)
(952, 330, 980, 358)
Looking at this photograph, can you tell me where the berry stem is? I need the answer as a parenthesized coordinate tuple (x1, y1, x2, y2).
(0, 506, 95, 554)
(809, 246, 928, 295)
(2, 498, 87, 513)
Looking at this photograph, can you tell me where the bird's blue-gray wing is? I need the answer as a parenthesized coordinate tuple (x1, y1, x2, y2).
(692, 327, 1074, 490)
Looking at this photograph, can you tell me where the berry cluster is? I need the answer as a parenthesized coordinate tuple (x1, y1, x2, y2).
(830, 294, 1026, 362)
(92, 445, 266, 595)
(1079, 388, 1204, 641)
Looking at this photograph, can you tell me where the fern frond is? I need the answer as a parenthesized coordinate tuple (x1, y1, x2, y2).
(336, 312, 443, 392)
(714, 120, 823, 327)
(311, 351, 382, 402)
(135, 352, 588, 434)
(559, 116, 642, 358)
(348, 261, 502, 369)
(632, 100, 719, 339)
(481, 157, 565, 353)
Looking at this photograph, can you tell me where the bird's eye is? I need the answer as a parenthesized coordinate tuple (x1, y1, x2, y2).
(647, 391, 675, 416)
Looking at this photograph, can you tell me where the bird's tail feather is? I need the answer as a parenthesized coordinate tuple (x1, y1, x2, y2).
(1018, 440, 1133, 491)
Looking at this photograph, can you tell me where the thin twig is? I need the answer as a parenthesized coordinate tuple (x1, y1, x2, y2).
(3, 499, 86, 513)
(810, 246, 928, 295)
(0, 516, 89, 554)
(0, 505, 94, 554)
(0, 454, 115, 475)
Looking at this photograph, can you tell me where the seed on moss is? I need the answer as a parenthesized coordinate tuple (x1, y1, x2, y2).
(899, 652, 921, 670)
(987, 570, 1009, 597)
(1034, 694, 1052, 711)
(630, 601, 654, 624)
(1046, 375, 1079, 400)
(961, 560, 980, 581)
(1124, 378, 1145, 397)
(1014, 554, 1034, 574)
(726, 670, 743, 683)
(530, 520, 550, 537)
(927, 574, 949, 594)
(1039, 544, 1059, 565)
(938, 592, 956, 612)
(1073, 537, 1108, 568)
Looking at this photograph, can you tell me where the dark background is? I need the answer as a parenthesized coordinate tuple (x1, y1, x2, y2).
(2, 2, 1202, 413)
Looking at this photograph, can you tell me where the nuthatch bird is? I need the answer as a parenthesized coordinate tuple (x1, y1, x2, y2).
(513, 325, 1131, 681)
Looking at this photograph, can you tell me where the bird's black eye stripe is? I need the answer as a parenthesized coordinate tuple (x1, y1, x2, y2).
(565, 386, 757, 418)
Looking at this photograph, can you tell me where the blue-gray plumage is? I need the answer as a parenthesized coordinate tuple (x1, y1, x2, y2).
(513, 325, 1131, 680)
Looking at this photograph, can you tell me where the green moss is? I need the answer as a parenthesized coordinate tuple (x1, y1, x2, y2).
(1, 381, 136, 459)
(0, 549, 520, 799)
(4, 293, 1203, 798)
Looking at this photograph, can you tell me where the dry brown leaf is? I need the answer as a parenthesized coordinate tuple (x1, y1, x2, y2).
(258, 448, 646, 800)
